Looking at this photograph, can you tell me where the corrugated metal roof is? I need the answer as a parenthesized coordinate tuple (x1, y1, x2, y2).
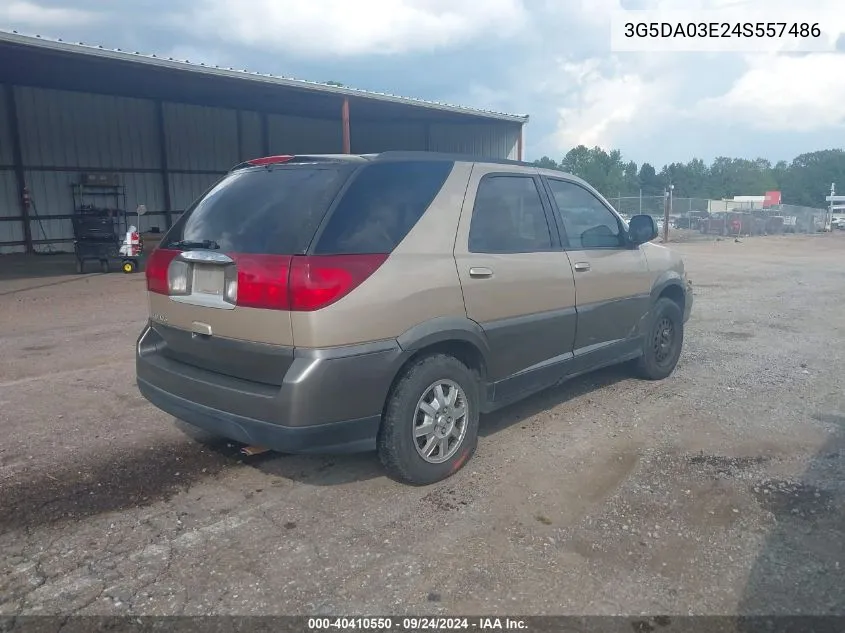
(0, 30, 529, 124)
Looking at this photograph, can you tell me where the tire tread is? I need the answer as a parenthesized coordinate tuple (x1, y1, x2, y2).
(378, 353, 479, 486)
(636, 297, 684, 381)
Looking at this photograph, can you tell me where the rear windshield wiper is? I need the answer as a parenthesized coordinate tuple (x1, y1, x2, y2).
(168, 239, 220, 250)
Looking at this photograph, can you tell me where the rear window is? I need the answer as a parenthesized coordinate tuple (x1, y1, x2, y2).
(313, 160, 454, 255)
(161, 165, 352, 255)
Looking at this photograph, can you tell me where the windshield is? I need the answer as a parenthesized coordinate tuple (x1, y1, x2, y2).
(161, 165, 352, 255)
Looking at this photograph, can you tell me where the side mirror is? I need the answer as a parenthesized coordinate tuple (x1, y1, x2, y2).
(628, 214, 658, 245)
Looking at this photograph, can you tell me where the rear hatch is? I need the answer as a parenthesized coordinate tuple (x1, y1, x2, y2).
(144, 157, 357, 384)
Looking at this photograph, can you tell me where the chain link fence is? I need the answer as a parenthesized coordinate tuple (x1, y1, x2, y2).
(608, 195, 830, 237)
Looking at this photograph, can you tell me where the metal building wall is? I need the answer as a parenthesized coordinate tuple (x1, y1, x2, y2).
(0, 87, 23, 253)
(11, 86, 167, 252)
(163, 103, 239, 172)
(0, 171, 21, 253)
(351, 121, 427, 153)
(268, 115, 343, 155)
(1, 84, 523, 254)
(162, 102, 238, 221)
(238, 110, 263, 160)
(428, 122, 520, 160)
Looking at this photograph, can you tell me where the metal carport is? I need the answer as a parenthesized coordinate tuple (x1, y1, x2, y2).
(0, 31, 528, 254)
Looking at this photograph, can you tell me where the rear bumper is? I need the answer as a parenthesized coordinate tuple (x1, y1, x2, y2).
(136, 324, 406, 454)
(137, 378, 381, 453)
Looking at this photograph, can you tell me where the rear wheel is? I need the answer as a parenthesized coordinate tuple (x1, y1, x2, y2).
(378, 354, 480, 485)
(636, 297, 684, 380)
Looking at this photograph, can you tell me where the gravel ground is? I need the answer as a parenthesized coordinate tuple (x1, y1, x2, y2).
(0, 234, 843, 616)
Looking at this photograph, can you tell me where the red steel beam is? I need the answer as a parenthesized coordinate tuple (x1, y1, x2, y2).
(341, 98, 351, 154)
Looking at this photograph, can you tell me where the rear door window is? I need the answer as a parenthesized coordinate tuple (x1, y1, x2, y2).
(313, 160, 454, 255)
(161, 165, 352, 254)
(468, 175, 552, 253)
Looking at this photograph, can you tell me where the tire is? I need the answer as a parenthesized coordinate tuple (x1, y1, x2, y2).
(636, 297, 684, 381)
(122, 260, 136, 274)
(378, 354, 480, 486)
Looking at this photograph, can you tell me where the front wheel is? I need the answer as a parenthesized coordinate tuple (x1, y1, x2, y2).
(636, 297, 684, 380)
(378, 354, 480, 485)
(122, 260, 136, 274)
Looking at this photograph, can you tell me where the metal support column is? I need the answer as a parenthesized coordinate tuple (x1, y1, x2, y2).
(154, 100, 173, 228)
(4, 84, 33, 253)
(517, 125, 524, 161)
(342, 98, 351, 154)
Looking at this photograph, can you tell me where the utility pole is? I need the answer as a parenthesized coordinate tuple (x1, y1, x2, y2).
(663, 184, 673, 242)
(829, 183, 835, 231)
(639, 188, 643, 215)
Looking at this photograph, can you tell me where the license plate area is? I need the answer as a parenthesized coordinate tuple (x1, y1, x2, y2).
(193, 265, 224, 296)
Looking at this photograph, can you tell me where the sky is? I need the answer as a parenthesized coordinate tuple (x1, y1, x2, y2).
(1, 0, 844, 166)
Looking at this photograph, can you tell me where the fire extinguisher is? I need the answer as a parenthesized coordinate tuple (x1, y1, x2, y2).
(130, 229, 140, 256)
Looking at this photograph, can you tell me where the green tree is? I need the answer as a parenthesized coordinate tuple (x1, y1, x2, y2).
(533, 146, 843, 208)
(781, 149, 845, 206)
(637, 163, 662, 196)
(534, 156, 559, 169)
(623, 160, 639, 193)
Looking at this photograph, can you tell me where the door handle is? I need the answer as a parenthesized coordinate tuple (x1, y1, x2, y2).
(469, 267, 494, 278)
(573, 262, 591, 272)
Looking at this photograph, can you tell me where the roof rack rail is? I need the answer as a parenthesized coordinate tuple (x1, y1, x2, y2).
(372, 150, 533, 167)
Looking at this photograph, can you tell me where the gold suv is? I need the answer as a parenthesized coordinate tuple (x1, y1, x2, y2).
(137, 152, 693, 485)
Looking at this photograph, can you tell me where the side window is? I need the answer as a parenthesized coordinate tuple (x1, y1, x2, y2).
(468, 176, 552, 253)
(314, 160, 454, 254)
(546, 179, 623, 249)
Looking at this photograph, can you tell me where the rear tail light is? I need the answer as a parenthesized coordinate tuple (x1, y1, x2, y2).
(232, 155, 296, 171)
(224, 270, 238, 304)
(145, 249, 179, 294)
(247, 155, 294, 166)
(145, 250, 386, 311)
(288, 254, 387, 311)
(168, 259, 191, 295)
(232, 254, 292, 310)
(229, 253, 387, 311)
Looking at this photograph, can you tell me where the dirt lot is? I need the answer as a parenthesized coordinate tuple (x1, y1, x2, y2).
(1, 234, 843, 616)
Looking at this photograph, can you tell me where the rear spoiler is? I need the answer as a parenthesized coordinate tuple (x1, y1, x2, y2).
(230, 154, 371, 172)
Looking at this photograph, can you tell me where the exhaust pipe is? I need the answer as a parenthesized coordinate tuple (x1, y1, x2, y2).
(240, 445, 270, 456)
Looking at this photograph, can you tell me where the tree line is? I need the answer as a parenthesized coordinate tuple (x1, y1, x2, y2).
(533, 146, 845, 208)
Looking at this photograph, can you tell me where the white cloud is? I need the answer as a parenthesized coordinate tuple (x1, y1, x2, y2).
(184, 0, 528, 57)
(0, 1, 101, 28)
(695, 53, 845, 131)
(550, 57, 674, 150)
(522, 0, 845, 156)
(178, 0, 839, 157)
